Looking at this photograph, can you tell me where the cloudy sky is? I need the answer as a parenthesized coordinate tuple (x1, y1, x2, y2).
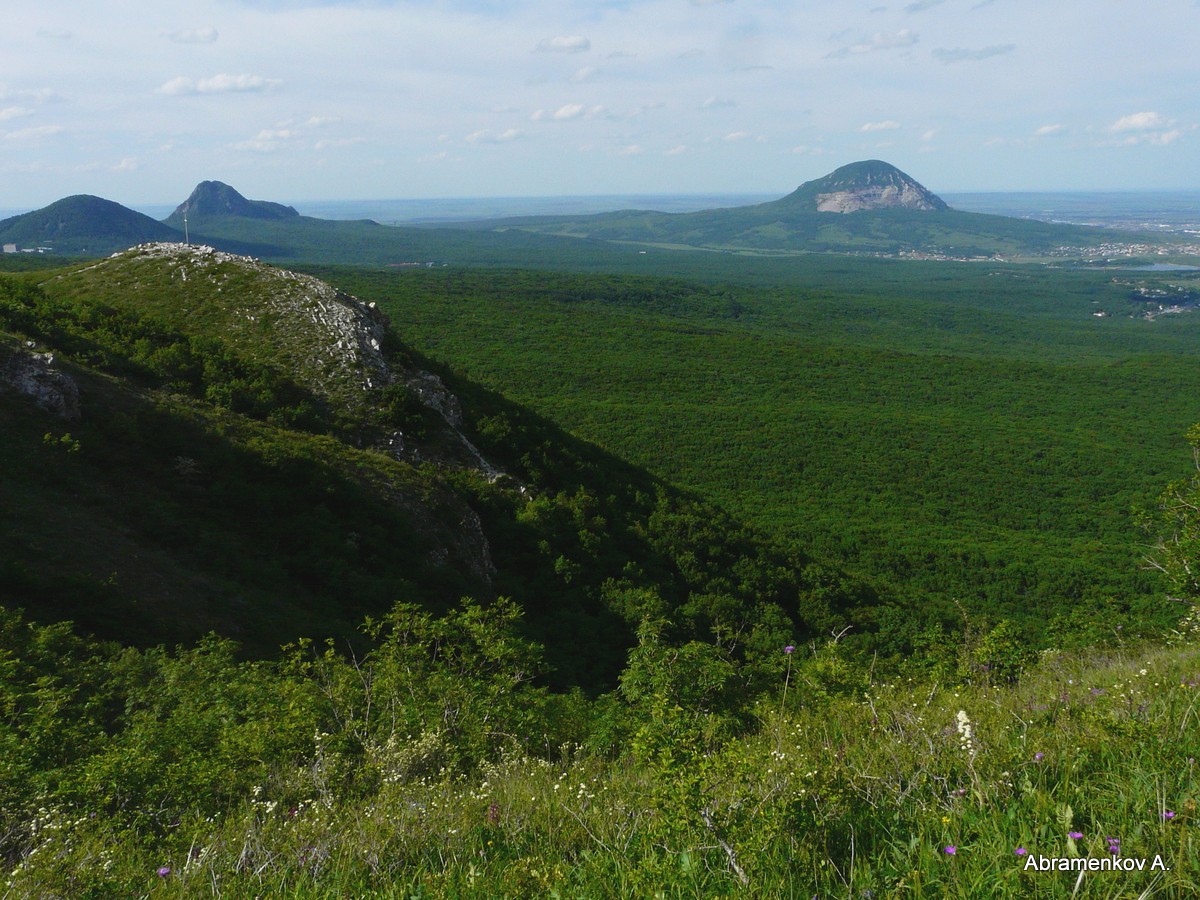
(3, 0, 1198, 209)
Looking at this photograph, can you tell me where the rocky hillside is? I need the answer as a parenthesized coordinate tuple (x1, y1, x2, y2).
(1, 249, 848, 684)
(54, 244, 390, 413)
(781, 159, 949, 213)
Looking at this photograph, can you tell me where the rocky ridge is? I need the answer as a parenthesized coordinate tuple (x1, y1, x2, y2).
(71, 243, 507, 483)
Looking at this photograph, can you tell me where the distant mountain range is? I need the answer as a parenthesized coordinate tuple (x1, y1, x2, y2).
(0, 161, 1184, 263)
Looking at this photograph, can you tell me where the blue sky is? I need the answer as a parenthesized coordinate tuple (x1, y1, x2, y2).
(3, 0, 1198, 209)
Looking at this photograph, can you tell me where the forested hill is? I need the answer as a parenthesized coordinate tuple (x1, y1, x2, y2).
(0, 244, 874, 687)
(440, 160, 1178, 259)
(0, 195, 182, 255)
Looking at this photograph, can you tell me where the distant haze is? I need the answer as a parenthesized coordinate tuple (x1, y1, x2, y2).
(2, 0, 1198, 208)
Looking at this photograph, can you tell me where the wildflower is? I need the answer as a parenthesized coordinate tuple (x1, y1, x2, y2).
(1033, 752, 1044, 762)
(944, 845, 957, 855)
(1162, 810, 1176, 821)
(1106, 837, 1120, 855)
(1068, 831, 1083, 840)
(954, 710, 975, 759)
(157, 866, 171, 878)
(784, 645, 795, 654)
(1015, 847, 1028, 856)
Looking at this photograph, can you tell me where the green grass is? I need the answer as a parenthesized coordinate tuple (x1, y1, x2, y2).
(5, 607, 1197, 898)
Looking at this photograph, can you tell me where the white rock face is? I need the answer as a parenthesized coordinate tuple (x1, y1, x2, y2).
(815, 184, 943, 213)
(0, 347, 81, 420)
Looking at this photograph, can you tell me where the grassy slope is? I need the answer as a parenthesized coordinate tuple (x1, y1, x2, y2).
(5, 601, 1198, 898)
(0, 352, 483, 652)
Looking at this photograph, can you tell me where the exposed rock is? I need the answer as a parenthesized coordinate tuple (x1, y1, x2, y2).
(782, 160, 949, 214)
(108, 243, 393, 410)
(816, 182, 945, 213)
(401, 370, 507, 482)
(0, 345, 81, 420)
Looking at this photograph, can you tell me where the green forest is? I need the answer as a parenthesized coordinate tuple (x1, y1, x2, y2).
(1, 238, 1198, 897)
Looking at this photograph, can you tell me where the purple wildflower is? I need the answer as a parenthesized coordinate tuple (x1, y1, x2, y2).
(157, 866, 172, 878)
(1033, 752, 1044, 762)
(784, 645, 795, 654)
(1106, 837, 1120, 855)
(1068, 831, 1083, 840)
(944, 845, 957, 855)
(1015, 847, 1028, 856)
(1162, 810, 1176, 821)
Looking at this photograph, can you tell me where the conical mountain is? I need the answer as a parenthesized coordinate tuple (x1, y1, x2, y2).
(0, 195, 181, 254)
(776, 160, 948, 213)
(165, 180, 300, 225)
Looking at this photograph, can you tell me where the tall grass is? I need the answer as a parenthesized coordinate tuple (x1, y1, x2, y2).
(6, 632, 1196, 898)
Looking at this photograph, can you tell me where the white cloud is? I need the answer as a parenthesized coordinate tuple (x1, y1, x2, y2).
(199, 74, 282, 93)
(114, 157, 139, 172)
(617, 144, 644, 155)
(235, 129, 291, 152)
(1034, 124, 1064, 137)
(702, 96, 737, 110)
(1110, 111, 1168, 132)
(724, 131, 750, 141)
(0, 107, 33, 122)
(536, 35, 590, 53)
(158, 74, 283, 96)
(1101, 112, 1187, 147)
(3, 125, 64, 142)
(465, 128, 524, 144)
(553, 103, 585, 120)
(664, 145, 687, 156)
(166, 27, 219, 44)
(830, 29, 918, 58)
(860, 120, 901, 132)
(569, 67, 599, 84)
(932, 44, 1016, 64)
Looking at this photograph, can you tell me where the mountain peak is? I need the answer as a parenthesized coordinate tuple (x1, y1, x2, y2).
(0, 194, 180, 254)
(167, 181, 299, 223)
(782, 160, 948, 213)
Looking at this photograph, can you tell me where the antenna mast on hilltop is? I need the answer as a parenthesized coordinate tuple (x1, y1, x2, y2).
(183, 208, 190, 245)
